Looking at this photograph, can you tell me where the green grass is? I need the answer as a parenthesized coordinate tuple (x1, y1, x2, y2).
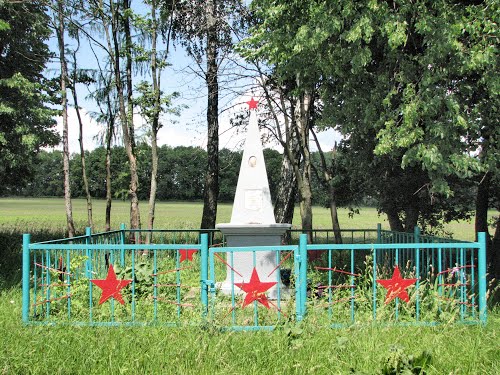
(0, 198, 498, 374)
(0, 197, 488, 241)
(0, 287, 498, 374)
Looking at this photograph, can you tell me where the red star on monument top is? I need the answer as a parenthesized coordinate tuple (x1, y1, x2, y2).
(179, 248, 197, 263)
(246, 97, 258, 110)
(235, 267, 277, 309)
(91, 264, 132, 305)
(376, 265, 417, 304)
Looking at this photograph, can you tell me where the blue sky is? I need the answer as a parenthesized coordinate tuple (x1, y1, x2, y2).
(46, 11, 340, 154)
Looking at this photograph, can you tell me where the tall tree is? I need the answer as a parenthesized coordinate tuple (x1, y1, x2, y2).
(52, 0, 76, 237)
(88, 0, 141, 230)
(68, 32, 94, 229)
(134, 0, 179, 240)
(0, 1, 59, 194)
(167, 0, 246, 229)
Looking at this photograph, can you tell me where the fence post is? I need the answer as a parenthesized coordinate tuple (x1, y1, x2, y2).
(377, 223, 382, 243)
(200, 234, 209, 316)
(478, 232, 487, 324)
(22, 233, 31, 324)
(299, 234, 308, 320)
(85, 227, 92, 278)
(414, 226, 421, 322)
(120, 223, 126, 266)
(414, 226, 420, 243)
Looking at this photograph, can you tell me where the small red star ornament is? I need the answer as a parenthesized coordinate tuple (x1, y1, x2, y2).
(376, 266, 417, 304)
(91, 264, 132, 305)
(235, 267, 277, 308)
(179, 248, 197, 263)
(246, 97, 258, 110)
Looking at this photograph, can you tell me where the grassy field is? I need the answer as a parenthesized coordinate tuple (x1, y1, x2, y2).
(0, 286, 498, 374)
(0, 197, 488, 241)
(0, 197, 498, 374)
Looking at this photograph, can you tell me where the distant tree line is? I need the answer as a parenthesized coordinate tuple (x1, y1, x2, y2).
(11, 145, 288, 204)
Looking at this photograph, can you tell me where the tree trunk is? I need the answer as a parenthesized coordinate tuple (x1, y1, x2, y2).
(122, 0, 140, 231)
(475, 172, 492, 268)
(493, 215, 500, 279)
(201, 0, 219, 230)
(104, 101, 114, 232)
(329, 185, 342, 244)
(56, 0, 75, 237)
(274, 154, 297, 225)
(294, 89, 314, 243)
(404, 206, 419, 233)
(105, 0, 140, 231)
(147, 0, 161, 244)
(147, 129, 159, 242)
(386, 207, 404, 232)
(70, 63, 93, 229)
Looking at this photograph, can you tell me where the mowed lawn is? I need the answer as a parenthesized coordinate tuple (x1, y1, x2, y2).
(0, 197, 489, 241)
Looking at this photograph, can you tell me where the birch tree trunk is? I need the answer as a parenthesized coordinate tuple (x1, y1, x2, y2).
(55, 0, 75, 237)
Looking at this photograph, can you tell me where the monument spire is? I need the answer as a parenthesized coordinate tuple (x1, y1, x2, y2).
(230, 98, 276, 224)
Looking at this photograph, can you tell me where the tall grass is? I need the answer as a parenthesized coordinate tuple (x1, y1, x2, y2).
(1, 288, 498, 374)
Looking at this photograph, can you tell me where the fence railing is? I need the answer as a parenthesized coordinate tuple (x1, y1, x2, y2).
(22, 225, 487, 329)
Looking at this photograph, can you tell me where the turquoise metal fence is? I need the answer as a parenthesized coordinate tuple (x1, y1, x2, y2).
(22, 226, 487, 328)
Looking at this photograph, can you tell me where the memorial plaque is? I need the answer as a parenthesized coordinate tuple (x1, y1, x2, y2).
(244, 189, 262, 211)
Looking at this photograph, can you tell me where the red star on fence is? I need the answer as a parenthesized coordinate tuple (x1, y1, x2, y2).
(235, 267, 277, 309)
(376, 265, 417, 304)
(91, 264, 132, 305)
(179, 249, 197, 263)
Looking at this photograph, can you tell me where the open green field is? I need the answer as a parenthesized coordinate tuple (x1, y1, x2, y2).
(0, 197, 498, 374)
(0, 197, 489, 241)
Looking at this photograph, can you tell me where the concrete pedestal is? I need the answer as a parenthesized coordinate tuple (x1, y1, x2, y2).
(216, 223, 291, 299)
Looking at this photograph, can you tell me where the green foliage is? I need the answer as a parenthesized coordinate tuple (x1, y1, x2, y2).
(0, 2, 59, 193)
(378, 346, 431, 375)
(241, 0, 498, 232)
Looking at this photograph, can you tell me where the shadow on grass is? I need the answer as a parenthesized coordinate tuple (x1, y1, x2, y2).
(0, 226, 66, 290)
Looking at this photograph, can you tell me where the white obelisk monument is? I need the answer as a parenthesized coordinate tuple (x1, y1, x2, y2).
(216, 98, 291, 297)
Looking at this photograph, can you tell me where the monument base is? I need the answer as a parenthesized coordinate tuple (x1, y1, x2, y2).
(216, 223, 291, 299)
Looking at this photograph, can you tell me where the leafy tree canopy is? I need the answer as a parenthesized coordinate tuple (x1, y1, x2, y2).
(0, 1, 59, 193)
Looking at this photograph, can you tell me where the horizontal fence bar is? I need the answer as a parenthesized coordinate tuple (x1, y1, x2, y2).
(306, 243, 479, 250)
(29, 244, 204, 250)
(210, 245, 297, 253)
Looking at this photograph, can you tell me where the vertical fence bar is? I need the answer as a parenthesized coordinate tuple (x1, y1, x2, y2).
(299, 234, 308, 320)
(470, 249, 475, 318)
(372, 247, 377, 321)
(66, 248, 71, 319)
(153, 247, 158, 321)
(200, 234, 208, 317)
(22, 234, 31, 323)
(438, 247, 443, 313)
(120, 223, 126, 267)
(477, 232, 487, 324)
(328, 248, 332, 320)
(85, 227, 92, 278)
(294, 243, 301, 321)
(350, 248, 355, 323)
(460, 247, 465, 321)
(414, 226, 420, 322)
